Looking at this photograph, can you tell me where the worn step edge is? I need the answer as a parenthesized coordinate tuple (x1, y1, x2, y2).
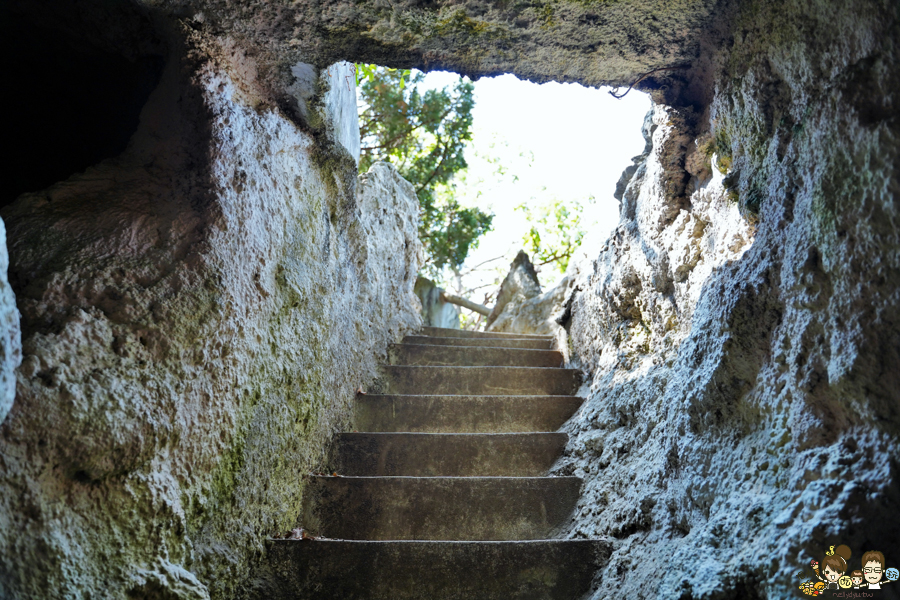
(388, 344, 563, 367)
(331, 432, 568, 476)
(301, 476, 581, 541)
(264, 539, 610, 600)
(354, 394, 584, 433)
(421, 326, 552, 340)
(379, 366, 582, 396)
(402, 335, 554, 350)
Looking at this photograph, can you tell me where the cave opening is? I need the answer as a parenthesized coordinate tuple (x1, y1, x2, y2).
(359, 64, 650, 328)
(0, 7, 165, 209)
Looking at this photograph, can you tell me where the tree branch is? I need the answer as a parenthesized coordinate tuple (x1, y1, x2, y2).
(440, 292, 491, 316)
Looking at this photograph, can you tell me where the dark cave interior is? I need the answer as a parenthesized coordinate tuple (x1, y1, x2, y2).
(0, 8, 164, 209)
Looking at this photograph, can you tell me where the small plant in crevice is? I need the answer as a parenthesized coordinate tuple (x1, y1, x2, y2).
(743, 185, 764, 216)
(723, 169, 741, 204)
(707, 120, 734, 175)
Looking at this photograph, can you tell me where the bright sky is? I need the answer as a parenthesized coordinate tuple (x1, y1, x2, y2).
(418, 71, 651, 301)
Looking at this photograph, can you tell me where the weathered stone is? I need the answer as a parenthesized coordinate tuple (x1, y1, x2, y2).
(549, 3, 899, 597)
(414, 276, 461, 329)
(388, 343, 563, 367)
(81, 0, 721, 115)
(421, 325, 549, 340)
(354, 394, 584, 434)
(263, 539, 610, 600)
(379, 365, 582, 396)
(402, 334, 554, 350)
(0, 218, 21, 424)
(485, 251, 543, 330)
(0, 17, 420, 600)
(331, 432, 569, 476)
(486, 275, 570, 337)
(1, 0, 898, 597)
(301, 475, 582, 540)
(284, 319, 595, 597)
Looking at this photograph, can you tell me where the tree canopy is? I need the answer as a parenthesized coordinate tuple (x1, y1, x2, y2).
(357, 66, 493, 279)
(515, 196, 591, 275)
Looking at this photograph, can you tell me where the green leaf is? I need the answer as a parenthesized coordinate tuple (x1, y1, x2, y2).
(358, 66, 487, 277)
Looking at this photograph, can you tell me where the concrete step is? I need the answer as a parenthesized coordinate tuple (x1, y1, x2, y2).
(354, 395, 584, 433)
(302, 476, 580, 541)
(331, 433, 568, 476)
(421, 326, 552, 340)
(388, 344, 563, 367)
(265, 539, 608, 600)
(379, 366, 581, 396)
(402, 335, 553, 350)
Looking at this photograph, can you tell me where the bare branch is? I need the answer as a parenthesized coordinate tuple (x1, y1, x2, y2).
(440, 292, 491, 316)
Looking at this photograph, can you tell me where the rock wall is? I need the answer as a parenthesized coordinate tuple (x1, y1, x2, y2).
(483, 250, 574, 347)
(1, 0, 898, 599)
(0, 12, 421, 600)
(483, 1, 899, 597)
(128, 0, 722, 96)
(537, 2, 899, 598)
(0, 218, 21, 424)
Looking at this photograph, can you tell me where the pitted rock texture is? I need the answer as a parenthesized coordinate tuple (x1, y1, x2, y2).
(0, 21, 420, 600)
(125, 0, 720, 96)
(543, 2, 900, 598)
(3, 0, 722, 138)
(0, 0, 898, 598)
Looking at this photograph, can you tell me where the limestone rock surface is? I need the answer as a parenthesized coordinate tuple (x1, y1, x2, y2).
(485, 251, 545, 332)
(546, 3, 900, 597)
(131, 0, 721, 94)
(1, 0, 898, 599)
(0, 217, 21, 424)
(0, 20, 420, 600)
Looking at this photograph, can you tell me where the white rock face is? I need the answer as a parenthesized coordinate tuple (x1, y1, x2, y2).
(536, 7, 900, 596)
(322, 62, 362, 163)
(0, 33, 420, 600)
(2, 0, 897, 598)
(486, 281, 566, 336)
(0, 217, 22, 424)
(485, 251, 550, 334)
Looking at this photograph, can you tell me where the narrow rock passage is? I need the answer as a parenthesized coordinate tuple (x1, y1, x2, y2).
(266, 327, 605, 599)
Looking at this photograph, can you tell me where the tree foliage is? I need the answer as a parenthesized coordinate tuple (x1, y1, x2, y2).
(515, 196, 591, 274)
(357, 66, 492, 278)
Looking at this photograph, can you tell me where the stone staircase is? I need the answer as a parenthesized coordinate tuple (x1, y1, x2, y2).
(266, 326, 605, 599)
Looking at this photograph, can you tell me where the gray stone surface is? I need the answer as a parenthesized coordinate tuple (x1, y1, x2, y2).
(0, 217, 21, 424)
(402, 334, 554, 350)
(2, 0, 898, 598)
(0, 24, 420, 600)
(422, 325, 549, 340)
(321, 61, 361, 163)
(485, 251, 543, 331)
(278, 324, 597, 597)
(128, 0, 720, 108)
(414, 277, 461, 329)
(354, 395, 584, 434)
(331, 432, 569, 476)
(496, 3, 900, 597)
(263, 539, 610, 600)
(486, 276, 570, 337)
(301, 475, 582, 540)
(379, 366, 582, 396)
(388, 343, 563, 367)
